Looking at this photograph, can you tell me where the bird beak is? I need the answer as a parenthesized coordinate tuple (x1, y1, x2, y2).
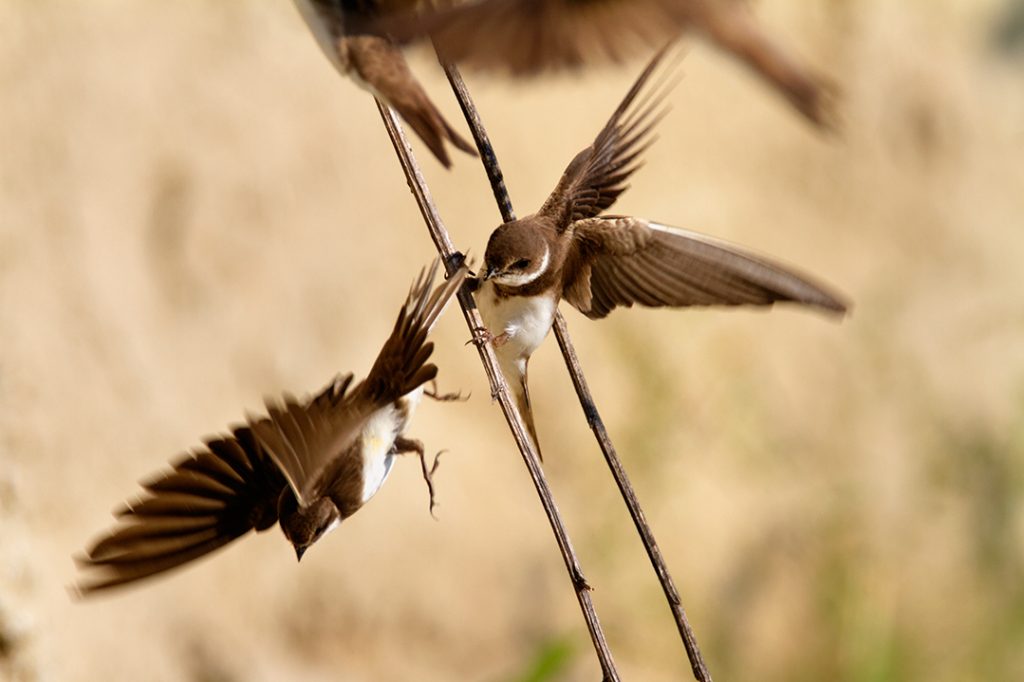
(294, 545, 306, 562)
(483, 266, 497, 281)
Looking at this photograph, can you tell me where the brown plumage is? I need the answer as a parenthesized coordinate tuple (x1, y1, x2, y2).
(376, 0, 836, 128)
(74, 261, 467, 594)
(475, 48, 847, 457)
(292, 0, 477, 167)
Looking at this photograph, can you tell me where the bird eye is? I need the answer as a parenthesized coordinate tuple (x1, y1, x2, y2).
(513, 259, 531, 270)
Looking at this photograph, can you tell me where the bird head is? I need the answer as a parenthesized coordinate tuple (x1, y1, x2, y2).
(483, 221, 551, 288)
(279, 495, 342, 562)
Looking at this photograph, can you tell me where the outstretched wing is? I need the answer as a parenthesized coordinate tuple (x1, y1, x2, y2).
(299, 0, 422, 31)
(538, 45, 676, 228)
(376, 0, 834, 127)
(75, 425, 289, 595)
(251, 261, 468, 503)
(381, 0, 687, 73)
(563, 217, 848, 318)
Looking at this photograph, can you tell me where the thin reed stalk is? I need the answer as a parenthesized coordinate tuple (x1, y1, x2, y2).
(441, 64, 714, 682)
(375, 99, 621, 682)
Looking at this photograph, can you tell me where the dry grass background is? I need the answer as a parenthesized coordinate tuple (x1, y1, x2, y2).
(2, 1, 1023, 680)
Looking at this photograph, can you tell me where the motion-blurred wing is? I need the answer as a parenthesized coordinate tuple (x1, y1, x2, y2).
(564, 217, 848, 318)
(383, 0, 686, 74)
(299, 0, 423, 32)
(76, 426, 288, 594)
(249, 374, 367, 505)
(378, 0, 835, 127)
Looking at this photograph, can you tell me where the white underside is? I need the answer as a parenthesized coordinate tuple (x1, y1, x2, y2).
(476, 281, 557, 377)
(359, 386, 424, 503)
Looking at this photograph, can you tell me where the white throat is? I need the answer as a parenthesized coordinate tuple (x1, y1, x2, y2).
(322, 516, 341, 538)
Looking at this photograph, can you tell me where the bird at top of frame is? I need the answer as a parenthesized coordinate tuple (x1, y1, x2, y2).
(374, 0, 838, 129)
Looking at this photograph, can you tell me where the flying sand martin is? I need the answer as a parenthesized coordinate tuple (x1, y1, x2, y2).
(376, 0, 835, 128)
(292, 0, 477, 167)
(472, 49, 847, 455)
(74, 261, 467, 594)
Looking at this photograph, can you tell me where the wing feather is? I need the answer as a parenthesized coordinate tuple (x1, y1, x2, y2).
(565, 217, 848, 318)
(75, 427, 288, 595)
(376, 0, 835, 126)
(539, 46, 677, 226)
(252, 261, 467, 503)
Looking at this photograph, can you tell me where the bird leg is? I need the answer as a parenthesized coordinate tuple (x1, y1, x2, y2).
(425, 379, 468, 402)
(466, 326, 510, 349)
(392, 436, 443, 519)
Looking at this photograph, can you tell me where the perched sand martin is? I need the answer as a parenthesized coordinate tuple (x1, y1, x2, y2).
(74, 261, 467, 594)
(376, 0, 835, 127)
(292, 0, 476, 167)
(473, 49, 847, 454)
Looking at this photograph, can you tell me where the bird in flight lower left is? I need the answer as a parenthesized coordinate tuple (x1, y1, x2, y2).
(74, 260, 468, 594)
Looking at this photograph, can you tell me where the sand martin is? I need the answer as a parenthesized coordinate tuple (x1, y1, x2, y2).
(292, 0, 477, 167)
(472, 49, 847, 454)
(74, 261, 467, 594)
(376, 0, 835, 127)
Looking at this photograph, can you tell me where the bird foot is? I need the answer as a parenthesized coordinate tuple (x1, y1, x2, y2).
(392, 436, 443, 518)
(419, 449, 445, 520)
(425, 379, 469, 403)
(466, 326, 510, 349)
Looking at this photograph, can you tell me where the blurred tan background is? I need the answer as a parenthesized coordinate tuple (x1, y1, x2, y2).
(2, 1, 1024, 680)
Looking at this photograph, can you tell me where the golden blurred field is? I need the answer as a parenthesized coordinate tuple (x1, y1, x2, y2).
(2, 1, 1024, 680)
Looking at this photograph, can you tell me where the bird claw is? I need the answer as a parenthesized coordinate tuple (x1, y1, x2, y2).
(392, 436, 444, 518)
(425, 379, 469, 403)
(419, 449, 445, 520)
(466, 326, 510, 349)
(467, 326, 493, 347)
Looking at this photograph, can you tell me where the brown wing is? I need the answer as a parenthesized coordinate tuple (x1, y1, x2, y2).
(564, 217, 848, 318)
(538, 46, 676, 228)
(688, 0, 836, 128)
(248, 374, 367, 505)
(357, 260, 467, 400)
(303, 0, 423, 31)
(251, 261, 468, 502)
(381, 0, 688, 73)
(377, 0, 834, 127)
(74, 425, 289, 595)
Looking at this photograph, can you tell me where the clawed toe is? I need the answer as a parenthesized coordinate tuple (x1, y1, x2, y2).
(467, 325, 494, 348)
(425, 379, 469, 403)
(419, 449, 445, 519)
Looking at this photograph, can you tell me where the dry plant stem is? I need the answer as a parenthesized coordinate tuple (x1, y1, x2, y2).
(374, 99, 621, 682)
(442, 64, 714, 682)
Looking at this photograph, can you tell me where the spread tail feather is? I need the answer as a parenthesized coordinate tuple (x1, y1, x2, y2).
(508, 363, 543, 462)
